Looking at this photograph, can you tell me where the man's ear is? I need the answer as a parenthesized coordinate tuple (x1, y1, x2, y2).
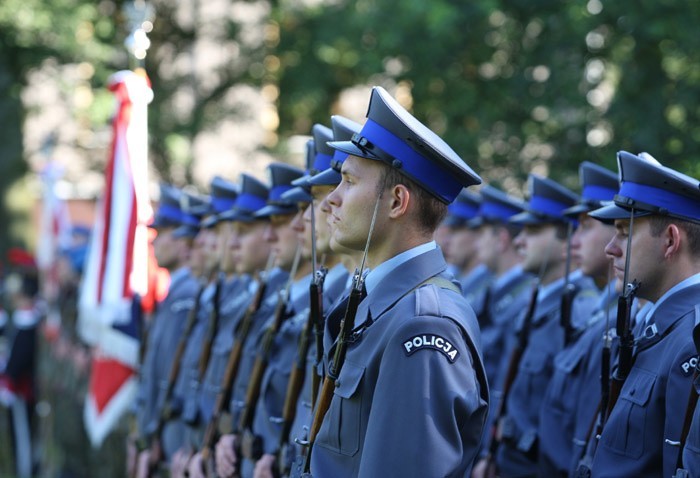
(388, 184, 411, 219)
(663, 223, 682, 259)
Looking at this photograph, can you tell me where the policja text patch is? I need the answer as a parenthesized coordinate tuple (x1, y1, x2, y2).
(680, 355, 698, 376)
(403, 334, 460, 363)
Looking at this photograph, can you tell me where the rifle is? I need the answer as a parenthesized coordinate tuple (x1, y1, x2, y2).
(560, 221, 578, 346)
(476, 285, 492, 330)
(300, 268, 365, 474)
(484, 282, 539, 476)
(606, 211, 640, 417)
(276, 266, 326, 476)
(199, 252, 277, 467)
(197, 274, 223, 390)
(598, 281, 614, 430)
(309, 200, 325, 410)
(237, 245, 303, 462)
(144, 281, 206, 469)
(674, 364, 700, 473)
(299, 189, 381, 476)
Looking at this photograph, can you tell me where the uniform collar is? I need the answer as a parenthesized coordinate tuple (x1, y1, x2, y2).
(644, 272, 700, 336)
(493, 265, 524, 291)
(364, 240, 437, 295)
(357, 246, 448, 328)
(169, 266, 191, 286)
(460, 263, 491, 289)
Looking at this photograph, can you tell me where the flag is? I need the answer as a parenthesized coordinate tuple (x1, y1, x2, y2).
(78, 69, 154, 447)
(36, 160, 73, 340)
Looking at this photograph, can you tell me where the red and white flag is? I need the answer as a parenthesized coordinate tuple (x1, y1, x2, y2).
(78, 69, 153, 447)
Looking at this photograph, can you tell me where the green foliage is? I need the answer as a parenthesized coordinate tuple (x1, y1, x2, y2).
(271, 0, 700, 192)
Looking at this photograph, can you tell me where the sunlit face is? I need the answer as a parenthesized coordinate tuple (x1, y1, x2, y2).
(230, 220, 270, 275)
(571, 214, 614, 281)
(325, 155, 386, 252)
(605, 217, 664, 300)
(444, 225, 480, 270)
(476, 224, 500, 271)
(513, 223, 563, 275)
(264, 213, 300, 270)
(217, 221, 236, 275)
(308, 185, 337, 256)
(153, 226, 180, 269)
(290, 207, 312, 261)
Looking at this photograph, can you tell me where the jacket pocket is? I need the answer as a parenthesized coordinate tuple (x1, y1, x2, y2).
(317, 361, 365, 456)
(600, 368, 656, 459)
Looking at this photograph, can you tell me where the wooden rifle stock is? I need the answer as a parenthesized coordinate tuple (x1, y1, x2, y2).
(199, 272, 270, 461)
(197, 278, 222, 382)
(154, 284, 206, 435)
(484, 284, 539, 471)
(142, 283, 206, 477)
(302, 283, 363, 473)
(236, 284, 292, 437)
(276, 271, 326, 475)
(607, 281, 638, 417)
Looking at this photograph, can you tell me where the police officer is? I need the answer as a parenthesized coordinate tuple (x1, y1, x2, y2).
(162, 190, 224, 477)
(472, 185, 533, 399)
(131, 185, 201, 475)
(254, 118, 360, 478)
(213, 164, 310, 478)
(469, 185, 534, 460)
(537, 162, 619, 476)
(308, 86, 488, 477)
(181, 176, 258, 457)
(587, 151, 700, 477)
(475, 174, 597, 478)
(441, 190, 493, 317)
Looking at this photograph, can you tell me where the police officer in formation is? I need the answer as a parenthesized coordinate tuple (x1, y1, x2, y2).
(441, 190, 493, 319)
(129, 84, 700, 478)
(586, 151, 700, 477)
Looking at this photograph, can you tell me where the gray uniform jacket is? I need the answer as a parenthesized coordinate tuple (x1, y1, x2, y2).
(311, 247, 489, 478)
(461, 263, 493, 320)
(228, 267, 289, 428)
(137, 267, 199, 456)
(196, 275, 252, 425)
(238, 273, 311, 478)
(592, 278, 700, 477)
(538, 281, 616, 476)
(495, 272, 597, 477)
(179, 280, 219, 427)
(287, 264, 350, 464)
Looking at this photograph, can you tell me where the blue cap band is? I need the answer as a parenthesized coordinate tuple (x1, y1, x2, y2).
(234, 192, 267, 213)
(529, 195, 569, 219)
(481, 201, 520, 222)
(332, 149, 349, 165)
(156, 204, 183, 223)
(583, 184, 617, 202)
(270, 185, 294, 202)
(211, 196, 237, 213)
(180, 212, 200, 226)
(313, 153, 333, 172)
(448, 201, 479, 220)
(619, 181, 700, 220)
(361, 119, 463, 203)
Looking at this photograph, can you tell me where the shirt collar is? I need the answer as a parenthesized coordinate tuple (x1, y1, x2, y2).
(644, 272, 700, 321)
(365, 241, 437, 295)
